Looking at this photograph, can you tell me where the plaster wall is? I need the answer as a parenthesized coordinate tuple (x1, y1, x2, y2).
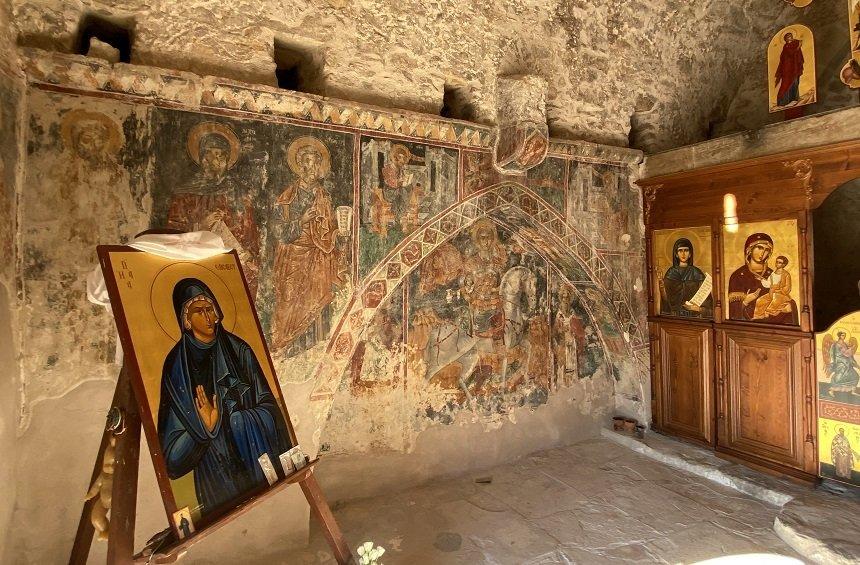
(716, 0, 860, 138)
(4, 51, 647, 563)
(9, 0, 820, 154)
(0, 0, 23, 559)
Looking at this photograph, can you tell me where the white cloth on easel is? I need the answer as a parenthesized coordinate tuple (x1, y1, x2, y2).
(86, 231, 233, 364)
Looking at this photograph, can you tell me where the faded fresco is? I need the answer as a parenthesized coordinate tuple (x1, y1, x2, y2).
(406, 219, 551, 419)
(550, 276, 607, 387)
(723, 219, 801, 326)
(568, 162, 640, 250)
(17, 85, 644, 458)
(359, 137, 458, 277)
(652, 226, 713, 319)
(0, 75, 20, 285)
(461, 150, 565, 215)
(150, 111, 355, 385)
(19, 91, 151, 411)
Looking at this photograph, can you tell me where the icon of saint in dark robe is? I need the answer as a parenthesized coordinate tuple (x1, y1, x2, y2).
(727, 233, 798, 325)
(157, 278, 292, 515)
(775, 32, 804, 108)
(659, 238, 712, 318)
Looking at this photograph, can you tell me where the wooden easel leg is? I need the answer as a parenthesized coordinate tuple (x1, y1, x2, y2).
(68, 368, 141, 565)
(299, 472, 354, 565)
(107, 368, 141, 564)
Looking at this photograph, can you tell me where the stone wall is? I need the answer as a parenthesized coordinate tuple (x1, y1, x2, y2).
(0, 0, 24, 560)
(4, 50, 646, 562)
(9, 0, 819, 154)
(716, 0, 860, 137)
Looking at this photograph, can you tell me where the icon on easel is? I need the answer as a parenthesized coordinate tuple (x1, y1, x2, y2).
(172, 507, 195, 540)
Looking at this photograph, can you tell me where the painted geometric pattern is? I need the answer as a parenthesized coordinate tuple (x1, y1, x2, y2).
(23, 50, 493, 149)
(309, 182, 646, 401)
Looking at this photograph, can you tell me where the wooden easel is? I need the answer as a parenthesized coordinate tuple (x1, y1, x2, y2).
(69, 367, 354, 565)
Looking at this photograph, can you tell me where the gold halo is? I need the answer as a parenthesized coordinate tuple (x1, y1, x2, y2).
(286, 136, 331, 177)
(389, 144, 412, 164)
(186, 122, 241, 169)
(60, 109, 124, 155)
(834, 327, 850, 338)
(150, 262, 237, 342)
(663, 231, 705, 266)
(469, 217, 497, 240)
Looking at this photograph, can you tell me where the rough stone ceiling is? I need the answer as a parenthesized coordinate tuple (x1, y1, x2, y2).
(13, 0, 798, 153)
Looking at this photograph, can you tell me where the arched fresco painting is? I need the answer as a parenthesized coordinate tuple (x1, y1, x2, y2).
(19, 75, 646, 448)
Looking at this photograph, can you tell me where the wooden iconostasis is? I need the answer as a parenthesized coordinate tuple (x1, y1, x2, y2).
(638, 140, 860, 483)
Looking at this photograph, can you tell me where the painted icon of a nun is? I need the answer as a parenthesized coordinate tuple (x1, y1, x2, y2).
(157, 278, 292, 514)
(659, 238, 712, 318)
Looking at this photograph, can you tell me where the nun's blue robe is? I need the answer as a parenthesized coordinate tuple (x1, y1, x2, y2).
(157, 322, 291, 515)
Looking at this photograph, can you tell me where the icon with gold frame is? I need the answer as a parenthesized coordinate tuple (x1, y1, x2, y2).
(652, 226, 713, 319)
(97, 246, 299, 535)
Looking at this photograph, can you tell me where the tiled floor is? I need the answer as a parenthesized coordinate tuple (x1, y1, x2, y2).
(292, 439, 803, 564)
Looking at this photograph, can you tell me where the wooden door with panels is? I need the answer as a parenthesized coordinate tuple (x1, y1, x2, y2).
(652, 320, 714, 446)
(716, 326, 817, 478)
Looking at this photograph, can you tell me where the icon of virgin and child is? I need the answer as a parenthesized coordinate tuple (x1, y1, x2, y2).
(157, 278, 293, 516)
(727, 232, 799, 325)
(659, 238, 713, 319)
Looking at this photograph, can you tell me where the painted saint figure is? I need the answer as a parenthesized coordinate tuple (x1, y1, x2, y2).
(831, 428, 858, 480)
(167, 123, 260, 294)
(727, 233, 798, 325)
(270, 136, 345, 354)
(823, 331, 860, 396)
(158, 278, 292, 514)
(461, 219, 508, 340)
(753, 255, 793, 320)
(775, 32, 804, 107)
(659, 238, 712, 318)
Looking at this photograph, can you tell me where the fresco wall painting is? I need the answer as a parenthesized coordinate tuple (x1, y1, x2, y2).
(20, 83, 645, 460)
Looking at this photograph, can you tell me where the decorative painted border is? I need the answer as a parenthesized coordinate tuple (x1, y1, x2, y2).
(21, 49, 644, 167)
(21, 48, 494, 150)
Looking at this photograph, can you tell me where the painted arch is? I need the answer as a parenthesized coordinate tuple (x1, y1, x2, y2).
(308, 182, 647, 403)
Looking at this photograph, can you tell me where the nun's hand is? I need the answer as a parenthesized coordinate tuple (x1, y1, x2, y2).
(195, 385, 219, 432)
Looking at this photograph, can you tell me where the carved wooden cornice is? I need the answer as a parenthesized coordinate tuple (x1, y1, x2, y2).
(782, 158, 814, 204)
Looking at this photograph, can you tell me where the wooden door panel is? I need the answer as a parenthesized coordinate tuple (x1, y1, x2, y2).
(654, 322, 713, 445)
(719, 329, 807, 470)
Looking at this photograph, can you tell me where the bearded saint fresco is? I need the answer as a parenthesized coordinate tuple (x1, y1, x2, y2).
(727, 232, 798, 325)
(158, 278, 292, 516)
(167, 123, 260, 293)
(270, 136, 346, 355)
(57, 110, 134, 246)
